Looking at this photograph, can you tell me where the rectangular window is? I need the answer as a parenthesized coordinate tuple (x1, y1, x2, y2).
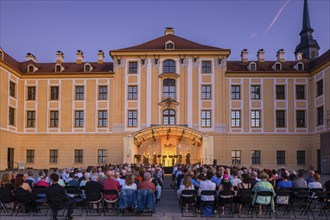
(231, 150, 241, 165)
(251, 150, 261, 164)
(202, 61, 211, 73)
(276, 85, 285, 99)
(75, 86, 84, 100)
(98, 149, 107, 164)
(231, 85, 240, 99)
(128, 110, 137, 127)
(276, 110, 285, 128)
(49, 149, 58, 164)
(74, 149, 83, 164)
(98, 110, 107, 127)
(128, 62, 138, 74)
(128, 85, 138, 100)
(297, 150, 306, 165)
(26, 150, 35, 163)
(9, 81, 15, 98)
(317, 106, 324, 126)
(296, 110, 306, 128)
(201, 110, 211, 127)
(231, 110, 241, 127)
(317, 80, 323, 97)
(276, 150, 285, 165)
(50, 86, 59, 100)
(98, 86, 108, 100)
(251, 85, 261, 99)
(9, 107, 15, 126)
(50, 111, 59, 128)
(251, 110, 261, 128)
(27, 111, 35, 128)
(201, 85, 211, 100)
(27, 86, 36, 100)
(75, 110, 84, 127)
(296, 85, 305, 100)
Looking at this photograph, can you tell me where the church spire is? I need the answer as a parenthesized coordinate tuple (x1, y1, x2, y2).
(295, 0, 320, 59)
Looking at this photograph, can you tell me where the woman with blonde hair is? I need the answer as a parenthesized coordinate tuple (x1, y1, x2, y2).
(122, 174, 137, 190)
(1, 173, 14, 190)
(177, 175, 194, 198)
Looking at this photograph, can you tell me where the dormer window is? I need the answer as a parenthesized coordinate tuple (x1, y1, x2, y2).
(0, 50, 3, 60)
(84, 63, 92, 72)
(297, 63, 303, 71)
(55, 64, 62, 72)
(274, 62, 282, 71)
(28, 65, 34, 73)
(248, 62, 256, 71)
(165, 41, 175, 50)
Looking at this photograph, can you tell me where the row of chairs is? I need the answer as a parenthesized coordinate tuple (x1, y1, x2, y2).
(178, 188, 330, 219)
(0, 186, 157, 217)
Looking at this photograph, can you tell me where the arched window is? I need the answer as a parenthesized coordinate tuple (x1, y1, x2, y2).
(275, 63, 281, 71)
(166, 43, 174, 50)
(163, 59, 176, 73)
(163, 79, 176, 99)
(250, 63, 256, 71)
(28, 65, 34, 72)
(55, 65, 61, 72)
(163, 109, 176, 125)
(85, 64, 91, 72)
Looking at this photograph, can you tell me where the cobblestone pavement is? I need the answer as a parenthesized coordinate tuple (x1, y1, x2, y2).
(0, 171, 329, 219)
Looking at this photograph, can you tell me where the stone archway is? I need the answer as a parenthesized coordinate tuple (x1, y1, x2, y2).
(123, 125, 213, 165)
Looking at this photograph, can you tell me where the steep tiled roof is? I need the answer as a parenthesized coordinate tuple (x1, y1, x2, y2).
(227, 49, 329, 72)
(0, 49, 113, 73)
(113, 34, 225, 51)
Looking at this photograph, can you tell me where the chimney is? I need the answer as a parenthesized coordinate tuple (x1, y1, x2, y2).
(165, 27, 174, 35)
(240, 49, 248, 62)
(76, 50, 84, 64)
(97, 50, 105, 64)
(26, 53, 36, 62)
(257, 49, 265, 62)
(295, 52, 303, 61)
(276, 49, 285, 62)
(56, 51, 64, 64)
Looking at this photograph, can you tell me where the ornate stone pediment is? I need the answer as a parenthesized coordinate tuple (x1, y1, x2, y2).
(159, 97, 179, 109)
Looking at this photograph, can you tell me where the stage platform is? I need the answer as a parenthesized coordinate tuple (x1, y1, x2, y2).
(163, 166, 174, 174)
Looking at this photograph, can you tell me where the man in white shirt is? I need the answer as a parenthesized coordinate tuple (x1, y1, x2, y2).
(199, 172, 216, 201)
(114, 171, 125, 186)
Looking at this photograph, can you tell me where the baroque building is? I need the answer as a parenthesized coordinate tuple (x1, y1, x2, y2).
(0, 0, 329, 172)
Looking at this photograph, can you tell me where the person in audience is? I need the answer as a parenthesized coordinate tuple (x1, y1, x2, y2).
(308, 173, 322, 189)
(37, 169, 51, 184)
(277, 173, 293, 189)
(236, 173, 252, 213)
(177, 175, 194, 199)
(252, 172, 276, 214)
(11, 171, 17, 185)
(250, 171, 260, 189)
(218, 173, 234, 215)
(114, 171, 125, 186)
(138, 172, 156, 192)
(199, 171, 216, 201)
(121, 169, 127, 180)
(67, 175, 80, 188)
(122, 174, 137, 190)
(14, 173, 38, 213)
(61, 169, 70, 182)
(46, 173, 76, 220)
(1, 173, 14, 190)
(292, 171, 307, 188)
(26, 171, 36, 184)
(85, 174, 103, 202)
(305, 170, 315, 184)
(36, 173, 50, 187)
(230, 170, 242, 189)
(103, 170, 120, 200)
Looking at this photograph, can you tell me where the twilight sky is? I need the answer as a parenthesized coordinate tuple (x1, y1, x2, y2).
(0, 0, 329, 62)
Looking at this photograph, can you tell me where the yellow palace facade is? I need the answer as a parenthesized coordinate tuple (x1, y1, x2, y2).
(0, 1, 329, 172)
